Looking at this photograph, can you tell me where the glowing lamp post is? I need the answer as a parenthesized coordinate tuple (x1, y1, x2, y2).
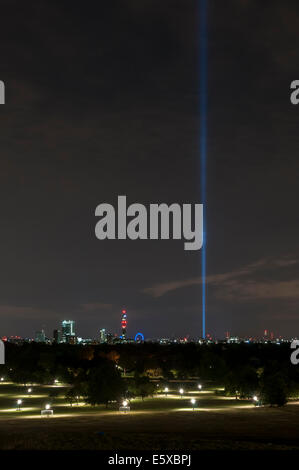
(0, 377, 4, 382)
(191, 398, 196, 410)
(253, 395, 260, 406)
(198, 384, 202, 390)
(27, 388, 32, 394)
(164, 387, 169, 396)
(179, 388, 184, 398)
(16, 399, 22, 411)
(41, 403, 53, 417)
(119, 399, 130, 413)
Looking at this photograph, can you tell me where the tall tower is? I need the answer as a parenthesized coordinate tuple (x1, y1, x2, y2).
(121, 309, 127, 339)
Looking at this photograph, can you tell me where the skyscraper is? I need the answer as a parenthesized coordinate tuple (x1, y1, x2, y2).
(99, 328, 107, 343)
(61, 320, 75, 343)
(35, 329, 46, 343)
(53, 329, 62, 343)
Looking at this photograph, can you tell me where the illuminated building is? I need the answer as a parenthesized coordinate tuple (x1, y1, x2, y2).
(35, 329, 46, 343)
(99, 328, 107, 343)
(53, 329, 62, 343)
(61, 320, 76, 343)
(77, 337, 92, 345)
(106, 333, 113, 344)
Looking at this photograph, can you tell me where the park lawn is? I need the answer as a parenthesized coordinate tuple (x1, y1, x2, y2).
(0, 400, 299, 450)
(0, 381, 251, 418)
(0, 381, 299, 450)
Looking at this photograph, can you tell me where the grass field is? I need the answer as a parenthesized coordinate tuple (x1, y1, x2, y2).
(0, 381, 298, 450)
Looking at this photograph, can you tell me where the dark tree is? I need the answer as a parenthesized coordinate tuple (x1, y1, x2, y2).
(84, 360, 124, 407)
(127, 375, 156, 400)
(261, 372, 288, 406)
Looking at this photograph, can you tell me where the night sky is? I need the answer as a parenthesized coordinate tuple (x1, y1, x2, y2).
(0, 0, 299, 339)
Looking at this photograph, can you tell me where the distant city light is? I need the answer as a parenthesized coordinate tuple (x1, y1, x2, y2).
(121, 309, 128, 340)
(134, 332, 144, 342)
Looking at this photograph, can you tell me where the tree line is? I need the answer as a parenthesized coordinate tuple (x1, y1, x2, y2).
(0, 342, 298, 406)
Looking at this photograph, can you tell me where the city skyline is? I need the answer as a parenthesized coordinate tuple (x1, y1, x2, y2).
(2, 311, 294, 344)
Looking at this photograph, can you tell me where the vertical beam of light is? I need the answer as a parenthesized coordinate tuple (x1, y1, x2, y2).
(199, 0, 207, 339)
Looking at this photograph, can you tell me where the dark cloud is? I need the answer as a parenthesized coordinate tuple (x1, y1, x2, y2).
(143, 256, 299, 299)
(0, 1, 298, 338)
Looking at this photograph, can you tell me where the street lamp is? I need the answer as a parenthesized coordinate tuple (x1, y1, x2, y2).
(253, 395, 261, 406)
(179, 388, 184, 398)
(41, 403, 54, 417)
(198, 384, 202, 390)
(17, 399, 22, 411)
(119, 399, 130, 413)
(0, 377, 4, 382)
(164, 387, 169, 396)
(27, 388, 32, 394)
(190, 398, 196, 410)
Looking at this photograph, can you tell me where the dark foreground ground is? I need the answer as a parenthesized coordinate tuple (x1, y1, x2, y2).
(0, 383, 298, 450)
(1, 402, 299, 450)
